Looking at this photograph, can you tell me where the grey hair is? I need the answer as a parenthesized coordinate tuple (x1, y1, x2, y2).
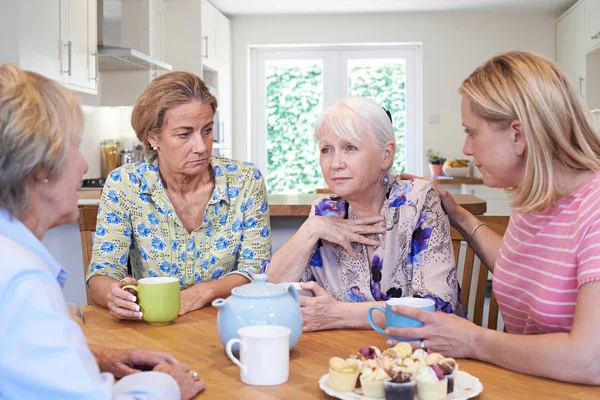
(314, 96, 395, 160)
(0, 64, 83, 218)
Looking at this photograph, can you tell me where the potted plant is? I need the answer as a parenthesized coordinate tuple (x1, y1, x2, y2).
(427, 149, 446, 177)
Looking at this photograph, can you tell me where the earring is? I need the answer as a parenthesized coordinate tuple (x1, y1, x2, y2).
(382, 174, 390, 185)
(151, 144, 157, 151)
(43, 179, 48, 183)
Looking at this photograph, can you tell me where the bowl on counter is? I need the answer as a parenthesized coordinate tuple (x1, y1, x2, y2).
(442, 166, 470, 177)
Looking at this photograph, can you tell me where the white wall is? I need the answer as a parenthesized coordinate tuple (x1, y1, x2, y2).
(231, 11, 557, 174)
(79, 105, 138, 179)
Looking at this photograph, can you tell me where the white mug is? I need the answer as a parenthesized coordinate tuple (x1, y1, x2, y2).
(225, 325, 291, 386)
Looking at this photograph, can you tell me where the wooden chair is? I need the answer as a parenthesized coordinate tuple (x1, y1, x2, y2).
(316, 187, 333, 194)
(451, 216, 509, 330)
(78, 206, 98, 305)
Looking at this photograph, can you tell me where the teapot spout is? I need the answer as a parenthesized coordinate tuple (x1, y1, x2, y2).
(212, 298, 228, 308)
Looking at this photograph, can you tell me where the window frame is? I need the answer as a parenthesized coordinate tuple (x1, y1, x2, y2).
(249, 43, 423, 190)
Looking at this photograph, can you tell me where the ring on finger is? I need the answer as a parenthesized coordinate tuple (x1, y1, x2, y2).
(420, 339, 426, 350)
(190, 370, 199, 381)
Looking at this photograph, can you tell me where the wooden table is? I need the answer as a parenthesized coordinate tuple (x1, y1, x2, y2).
(78, 191, 487, 216)
(79, 306, 599, 400)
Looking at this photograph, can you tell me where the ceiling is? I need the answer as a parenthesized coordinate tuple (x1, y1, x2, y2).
(209, 0, 576, 17)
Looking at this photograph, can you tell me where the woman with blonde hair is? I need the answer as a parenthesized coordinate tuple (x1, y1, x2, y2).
(0, 64, 204, 398)
(389, 51, 600, 385)
(87, 71, 271, 319)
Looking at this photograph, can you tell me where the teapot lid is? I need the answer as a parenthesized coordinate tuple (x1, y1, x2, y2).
(231, 274, 286, 297)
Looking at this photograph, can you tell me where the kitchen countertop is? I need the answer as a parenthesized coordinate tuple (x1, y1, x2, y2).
(78, 190, 487, 216)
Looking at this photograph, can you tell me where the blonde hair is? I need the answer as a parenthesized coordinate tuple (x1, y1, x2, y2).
(459, 51, 600, 213)
(0, 64, 84, 217)
(131, 71, 217, 152)
(314, 96, 395, 168)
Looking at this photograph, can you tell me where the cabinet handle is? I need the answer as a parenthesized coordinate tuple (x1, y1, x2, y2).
(579, 76, 585, 98)
(592, 31, 600, 40)
(61, 41, 72, 76)
(90, 52, 98, 82)
(202, 36, 208, 58)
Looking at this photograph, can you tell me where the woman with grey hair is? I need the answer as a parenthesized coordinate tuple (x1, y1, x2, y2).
(0, 64, 204, 399)
(268, 96, 464, 331)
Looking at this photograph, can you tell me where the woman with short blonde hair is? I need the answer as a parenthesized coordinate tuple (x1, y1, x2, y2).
(0, 64, 204, 399)
(87, 71, 271, 320)
(390, 51, 600, 385)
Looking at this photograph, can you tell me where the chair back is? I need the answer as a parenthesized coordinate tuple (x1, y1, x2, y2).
(451, 216, 509, 330)
(78, 206, 98, 305)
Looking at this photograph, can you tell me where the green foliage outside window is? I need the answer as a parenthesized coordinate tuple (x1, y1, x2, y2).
(266, 59, 406, 194)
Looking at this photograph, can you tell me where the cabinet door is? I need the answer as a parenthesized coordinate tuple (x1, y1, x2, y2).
(201, 0, 218, 69)
(67, 0, 97, 92)
(587, 0, 600, 50)
(19, 0, 67, 83)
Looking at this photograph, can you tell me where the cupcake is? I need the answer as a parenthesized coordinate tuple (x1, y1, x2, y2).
(359, 362, 391, 398)
(402, 357, 423, 375)
(416, 365, 448, 400)
(383, 342, 413, 360)
(411, 348, 428, 364)
(327, 357, 360, 392)
(437, 358, 458, 394)
(426, 352, 444, 366)
(384, 366, 415, 400)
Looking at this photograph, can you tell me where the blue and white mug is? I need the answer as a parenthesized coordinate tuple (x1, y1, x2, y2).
(367, 297, 435, 341)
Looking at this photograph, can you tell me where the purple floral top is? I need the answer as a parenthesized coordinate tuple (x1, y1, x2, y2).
(302, 178, 466, 316)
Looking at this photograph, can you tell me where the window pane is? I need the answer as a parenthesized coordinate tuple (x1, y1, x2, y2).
(348, 59, 407, 173)
(266, 60, 323, 194)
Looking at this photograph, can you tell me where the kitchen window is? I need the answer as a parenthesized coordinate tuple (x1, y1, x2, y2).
(250, 44, 422, 194)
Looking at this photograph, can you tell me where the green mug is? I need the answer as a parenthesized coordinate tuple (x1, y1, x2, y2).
(123, 277, 180, 325)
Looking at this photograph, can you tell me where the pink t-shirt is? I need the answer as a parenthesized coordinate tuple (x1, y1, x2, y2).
(494, 171, 600, 334)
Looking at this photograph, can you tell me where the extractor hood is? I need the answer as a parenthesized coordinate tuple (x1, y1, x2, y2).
(98, 0, 172, 72)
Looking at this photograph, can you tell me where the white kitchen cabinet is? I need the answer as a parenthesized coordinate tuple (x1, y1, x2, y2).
(201, 0, 220, 70)
(0, 0, 97, 94)
(556, 1, 586, 98)
(585, 0, 600, 51)
(0, 0, 66, 84)
(463, 185, 511, 216)
(62, 0, 98, 93)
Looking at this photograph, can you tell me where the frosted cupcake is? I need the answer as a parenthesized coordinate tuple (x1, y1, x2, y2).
(383, 342, 413, 360)
(384, 366, 415, 400)
(416, 365, 448, 400)
(437, 358, 458, 394)
(327, 357, 360, 392)
(426, 352, 444, 366)
(411, 348, 428, 364)
(359, 362, 391, 398)
(402, 357, 423, 375)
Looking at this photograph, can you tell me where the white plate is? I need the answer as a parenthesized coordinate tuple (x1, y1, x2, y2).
(318, 370, 483, 400)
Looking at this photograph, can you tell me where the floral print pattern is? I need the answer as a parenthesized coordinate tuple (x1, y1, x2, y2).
(302, 178, 465, 316)
(87, 155, 272, 289)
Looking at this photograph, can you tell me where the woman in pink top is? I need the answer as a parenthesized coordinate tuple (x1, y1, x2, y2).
(388, 51, 600, 385)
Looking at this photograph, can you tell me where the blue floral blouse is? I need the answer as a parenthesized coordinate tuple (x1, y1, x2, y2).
(302, 178, 465, 315)
(86, 155, 272, 289)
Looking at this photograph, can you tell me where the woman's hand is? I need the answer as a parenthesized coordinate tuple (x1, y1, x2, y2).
(90, 345, 179, 378)
(179, 284, 212, 316)
(385, 305, 481, 359)
(299, 282, 345, 332)
(107, 277, 143, 320)
(306, 215, 386, 258)
(154, 363, 206, 400)
(398, 173, 464, 224)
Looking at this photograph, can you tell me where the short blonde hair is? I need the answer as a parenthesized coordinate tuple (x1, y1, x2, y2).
(131, 71, 217, 152)
(0, 64, 84, 217)
(314, 96, 395, 168)
(459, 51, 600, 213)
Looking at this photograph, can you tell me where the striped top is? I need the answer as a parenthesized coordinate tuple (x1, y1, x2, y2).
(494, 171, 600, 334)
